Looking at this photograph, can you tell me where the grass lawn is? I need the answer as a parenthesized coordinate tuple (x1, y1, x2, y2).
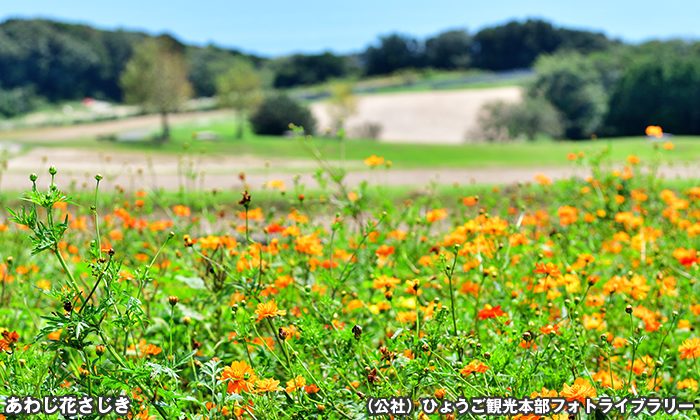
(8, 113, 700, 170)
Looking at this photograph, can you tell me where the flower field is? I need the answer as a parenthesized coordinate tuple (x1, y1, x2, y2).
(2, 141, 700, 420)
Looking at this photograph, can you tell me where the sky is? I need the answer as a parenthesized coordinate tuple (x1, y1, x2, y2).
(1, 0, 698, 56)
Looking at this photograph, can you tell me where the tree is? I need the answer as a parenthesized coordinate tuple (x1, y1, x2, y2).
(530, 52, 608, 139)
(215, 59, 263, 138)
(363, 34, 423, 76)
(471, 19, 612, 71)
(472, 19, 560, 70)
(325, 80, 358, 135)
(272, 52, 347, 88)
(605, 55, 700, 136)
(424, 29, 472, 69)
(120, 37, 193, 142)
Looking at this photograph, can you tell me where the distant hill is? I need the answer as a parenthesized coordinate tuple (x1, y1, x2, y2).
(0, 18, 265, 105)
(0, 17, 628, 119)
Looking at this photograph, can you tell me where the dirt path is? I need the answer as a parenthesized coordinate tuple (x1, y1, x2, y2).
(2, 147, 698, 192)
(310, 87, 522, 144)
(0, 109, 235, 142)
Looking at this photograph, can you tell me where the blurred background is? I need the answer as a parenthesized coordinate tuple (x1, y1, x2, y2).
(0, 0, 698, 191)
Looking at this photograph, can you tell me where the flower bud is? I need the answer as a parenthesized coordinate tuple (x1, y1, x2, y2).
(169, 296, 179, 307)
(352, 325, 363, 341)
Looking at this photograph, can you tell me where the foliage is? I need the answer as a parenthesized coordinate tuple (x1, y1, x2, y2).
(605, 54, 700, 136)
(120, 38, 194, 141)
(472, 19, 613, 71)
(215, 59, 264, 138)
(475, 97, 564, 141)
(0, 85, 43, 118)
(249, 94, 317, 136)
(424, 29, 473, 69)
(531, 51, 608, 139)
(272, 53, 348, 88)
(187, 45, 259, 98)
(0, 18, 263, 104)
(363, 34, 424, 76)
(325, 80, 358, 134)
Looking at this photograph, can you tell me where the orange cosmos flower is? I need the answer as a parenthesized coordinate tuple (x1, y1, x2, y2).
(373, 275, 402, 289)
(221, 361, 257, 394)
(627, 155, 640, 165)
(0, 331, 19, 351)
(254, 378, 283, 393)
(376, 245, 395, 257)
(626, 356, 654, 375)
(645, 125, 663, 138)
(679, 337, 700, 360)
(558, 205, 578, 226)
(560, 377, 597, 403)
(462, 196, 477, 206)
(294, 233, 323, 256)
(540, 324, 559, 335)
(238, 207, 264, 222)
(254, 300, 286, 322)
(266, 180, 286, 190)
(304, 384, 320, 394)
(566, 153, 577, 161)
(673, 247, 699, 267)
(677, 378, 699, 391)
(533, 262, 561, 277)
(477, 304, 505, 320)
(460, 359, 489, 376)
(286, 375, 306, 393)
(47, 329, 62, 340)
(173, 205, 191, 217)
(364, 155, 384, 167)
(534, 173, 552, 185)
(426, 208, 447, 223)
(141, 343, 162, 357)
(663, 142, 674, 150)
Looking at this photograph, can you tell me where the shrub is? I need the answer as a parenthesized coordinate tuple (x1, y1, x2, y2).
(474, 97, 564, 141)
(0, 85, 42, 118)
(531, 51, 608, 139)
(250, 94, 317, 135)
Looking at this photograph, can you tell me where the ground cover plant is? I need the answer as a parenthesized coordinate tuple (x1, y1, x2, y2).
(1, 135, 700, 419)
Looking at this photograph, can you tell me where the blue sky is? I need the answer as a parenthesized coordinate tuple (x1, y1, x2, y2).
(1, 0, 698, 56)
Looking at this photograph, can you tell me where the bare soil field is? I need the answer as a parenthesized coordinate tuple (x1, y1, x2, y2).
(310, 86, 523, 144)
(1, 146, 696, 192)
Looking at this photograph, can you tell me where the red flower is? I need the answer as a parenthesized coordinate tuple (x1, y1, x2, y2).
(477, 305, 505, 320)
